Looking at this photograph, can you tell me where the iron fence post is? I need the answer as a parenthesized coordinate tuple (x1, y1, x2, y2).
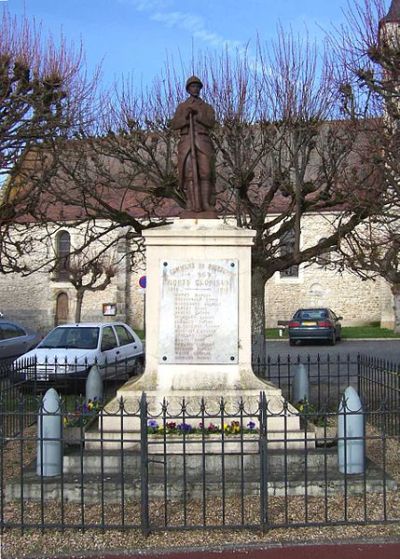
(140, 392, 150, 536)
(259, 391, 268, 533)
(357, 353, 361, 397)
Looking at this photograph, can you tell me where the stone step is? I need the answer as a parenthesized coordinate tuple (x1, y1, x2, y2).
(64, 447, 333, 476)
(7, 455, 396, 503)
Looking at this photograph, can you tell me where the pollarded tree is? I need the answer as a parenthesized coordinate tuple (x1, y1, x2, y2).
(0, 9, 98, 269)
(26, 33, 387, 363)
(323, 0, 400, 331)
(0, 11, 95, 179)
(327, 0, 400, 195)
(207, 34, 385, 360)
(330, 212, 400, 332)
(67, 250, 117, 323)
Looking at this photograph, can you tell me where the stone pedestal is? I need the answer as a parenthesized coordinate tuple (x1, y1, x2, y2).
(96, 219, 306, 447)
(124, 219, 275, 400)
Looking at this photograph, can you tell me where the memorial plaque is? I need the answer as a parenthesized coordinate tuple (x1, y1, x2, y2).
(159, 259, 239, 364)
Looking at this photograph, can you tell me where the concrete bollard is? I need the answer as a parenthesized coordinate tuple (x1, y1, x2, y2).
(86, 365, 103, 403)
(338, 386, 365, 475)
(37, 388, 62, 477)
(292, 363, 309, 403)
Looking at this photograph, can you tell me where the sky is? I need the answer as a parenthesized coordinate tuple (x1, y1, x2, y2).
(2, 0, 391, 89)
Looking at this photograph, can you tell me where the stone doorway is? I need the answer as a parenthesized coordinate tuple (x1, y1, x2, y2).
(55, 292, 69, 325)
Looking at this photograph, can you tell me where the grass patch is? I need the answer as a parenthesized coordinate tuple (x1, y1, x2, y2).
(266, 325, 400, 339)
(341, 325, 400, 339)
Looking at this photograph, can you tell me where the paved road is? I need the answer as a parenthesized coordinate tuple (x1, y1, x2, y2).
(45, 541, 400, 559)
(260, 339, 400, 406)
(265, 339, 400, 363)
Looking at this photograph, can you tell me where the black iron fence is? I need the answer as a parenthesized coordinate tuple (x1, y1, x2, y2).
(0, 355, 143, 439)
(254, 353, 359, 409)
(1, 391, 400, 535)
(358, 356, 400, 436)
(0, 353, 399, 536)
(255, 354, 400, 424)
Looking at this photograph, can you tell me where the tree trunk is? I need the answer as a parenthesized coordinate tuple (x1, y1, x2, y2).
(75, 290, 85, 323)
(391, 284, 400, 333)
(251, 267, 267, 367)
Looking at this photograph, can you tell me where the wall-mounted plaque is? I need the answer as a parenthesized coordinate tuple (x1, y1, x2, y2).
(159, 259, 238, 364)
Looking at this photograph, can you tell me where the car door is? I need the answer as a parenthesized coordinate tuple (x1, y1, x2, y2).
(0, 323, 28, 360)
(113, 324, 141, 376)
(99, 326, 120, 380)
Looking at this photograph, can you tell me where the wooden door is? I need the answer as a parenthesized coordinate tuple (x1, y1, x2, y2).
(55, 292, 69, 325)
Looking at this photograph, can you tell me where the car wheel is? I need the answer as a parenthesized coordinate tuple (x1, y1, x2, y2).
(133, 356, 145, 376)
(330, 332, 336, 346)
(289, 339, 296, 346)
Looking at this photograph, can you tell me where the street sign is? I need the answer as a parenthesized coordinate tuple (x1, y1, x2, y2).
(139, 275, 147, 289)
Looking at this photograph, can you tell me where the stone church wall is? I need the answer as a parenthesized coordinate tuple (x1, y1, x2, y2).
(0, 215, 394, 335)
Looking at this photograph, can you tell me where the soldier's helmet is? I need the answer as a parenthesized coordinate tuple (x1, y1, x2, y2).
(185, 75, 203, 91)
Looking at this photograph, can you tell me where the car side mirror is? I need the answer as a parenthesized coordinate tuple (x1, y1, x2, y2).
(337, 316, 343, 321)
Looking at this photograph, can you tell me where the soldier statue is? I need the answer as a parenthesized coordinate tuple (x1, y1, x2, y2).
(171, 76, 217, 216)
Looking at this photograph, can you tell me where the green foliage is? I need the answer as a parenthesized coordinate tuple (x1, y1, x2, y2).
(294, 399, 326, 427)
(265, 325, 400, 339)
(63, 398, 102, 428)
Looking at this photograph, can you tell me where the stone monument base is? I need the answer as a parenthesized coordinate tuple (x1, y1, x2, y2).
(85, 218, 312, 451)
(85, 372, 312, 450)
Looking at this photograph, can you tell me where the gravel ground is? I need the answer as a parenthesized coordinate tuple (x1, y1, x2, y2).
(2, 425, 400, 559)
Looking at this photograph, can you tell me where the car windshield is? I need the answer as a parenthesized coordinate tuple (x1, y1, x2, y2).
(296, 310, 328, 320)
(38, 327, 99, 349)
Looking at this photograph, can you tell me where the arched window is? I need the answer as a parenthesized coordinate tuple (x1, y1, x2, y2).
(55, 231, 70, 281)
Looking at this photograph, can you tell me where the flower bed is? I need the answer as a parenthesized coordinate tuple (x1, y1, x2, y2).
(63, 398, 102, 444)
(147, 419, 258, 436)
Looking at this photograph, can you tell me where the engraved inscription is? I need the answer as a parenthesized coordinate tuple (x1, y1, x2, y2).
(159, 260, 238, 363)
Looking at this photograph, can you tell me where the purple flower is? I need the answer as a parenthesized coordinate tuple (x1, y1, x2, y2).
(247, 421, 256, 431)
(148, 420, 158, 429)
(177, 422, 192, 433)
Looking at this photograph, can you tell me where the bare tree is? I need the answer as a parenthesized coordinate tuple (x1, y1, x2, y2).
(321, 0, 400, 331)
(329, 212, 400, 331)
(19, 33, 385, 362)
(208, 34, 385, 360)
(0, 10, 99, 271)
(68, 250, 117, 323)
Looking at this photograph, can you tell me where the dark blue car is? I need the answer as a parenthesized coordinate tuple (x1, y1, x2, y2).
(288, 308, 342, 346)
(0, 319, 41, 361)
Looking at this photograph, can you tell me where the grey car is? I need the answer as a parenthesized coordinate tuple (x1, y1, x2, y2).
(0, 319, 41, 361)
(288, 308, 342, 346)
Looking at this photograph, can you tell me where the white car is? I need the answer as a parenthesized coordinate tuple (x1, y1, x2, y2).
(13, 322, 144, 391)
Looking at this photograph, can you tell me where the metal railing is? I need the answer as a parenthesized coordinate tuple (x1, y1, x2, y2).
(253, 353, 359, 409)
(358, 355, 400, 436)
(1, 353, 399, 536)
(0, 355, 144, 439)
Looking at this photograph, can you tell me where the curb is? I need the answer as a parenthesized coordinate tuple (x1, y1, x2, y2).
(39, 537, 400, 559)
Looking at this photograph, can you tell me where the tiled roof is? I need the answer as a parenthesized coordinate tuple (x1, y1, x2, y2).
(6, 118, 384, 224)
